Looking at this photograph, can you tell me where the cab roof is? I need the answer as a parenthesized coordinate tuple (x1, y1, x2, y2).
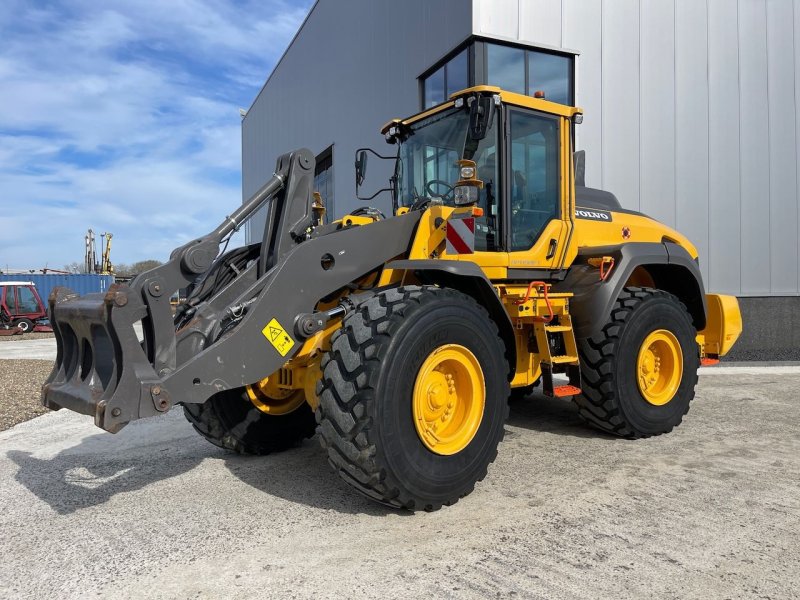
(381, 85, 583, 135)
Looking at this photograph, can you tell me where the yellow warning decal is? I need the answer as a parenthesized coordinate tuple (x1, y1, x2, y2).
(262, 318, 295, 357)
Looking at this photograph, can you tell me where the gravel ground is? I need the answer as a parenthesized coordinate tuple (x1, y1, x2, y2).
(0, 360, 53, 431)
(0, 332, 55, 342)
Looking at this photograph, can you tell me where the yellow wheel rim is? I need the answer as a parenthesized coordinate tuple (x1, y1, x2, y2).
(636, 329, 683, 406)
(412, 344, 485, 455)
(246, 376, 305, 415)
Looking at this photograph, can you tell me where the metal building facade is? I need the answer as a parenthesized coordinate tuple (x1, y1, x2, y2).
(242, 0, 472, 242)
(243, 0, 800, 305)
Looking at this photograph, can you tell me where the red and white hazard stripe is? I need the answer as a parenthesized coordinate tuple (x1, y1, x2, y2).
(446, 217, 475, 255)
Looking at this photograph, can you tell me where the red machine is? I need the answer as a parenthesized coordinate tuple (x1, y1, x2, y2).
(0, 282, 48, 333)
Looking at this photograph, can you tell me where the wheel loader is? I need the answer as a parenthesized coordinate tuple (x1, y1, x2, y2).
(42, 86, 742, 510)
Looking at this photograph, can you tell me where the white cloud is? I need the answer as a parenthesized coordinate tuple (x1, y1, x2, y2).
(0, 0, 312, 270)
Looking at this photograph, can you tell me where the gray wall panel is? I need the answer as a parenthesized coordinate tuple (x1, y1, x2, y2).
(600, 0, 640, 210)
(563, 0, 603, 189)
(243, 0, 473, 240)
(639, 0, 676, 227)
(675, 0, 710, 285)
(767, 0, 799, 294)
(707, 0, 741, 295)
(797, 0, 800, 292)
(738, 0, 771, 294)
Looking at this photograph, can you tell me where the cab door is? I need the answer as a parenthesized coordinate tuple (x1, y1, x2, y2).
(504, 108, 571, 273)
(16, 285, 43, 317)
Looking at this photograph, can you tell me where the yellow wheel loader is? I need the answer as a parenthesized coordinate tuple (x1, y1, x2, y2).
(42, 86, 742, 510)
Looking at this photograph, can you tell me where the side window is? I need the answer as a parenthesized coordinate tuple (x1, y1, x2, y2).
(473, 145, 499, 251)
(17, 286, 39, 313)
(313, 146, 334, 221)
(6, 287, 18, 313)
(509, 111, 560, 251)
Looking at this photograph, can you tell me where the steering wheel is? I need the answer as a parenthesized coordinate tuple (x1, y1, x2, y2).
(425, 179, 455, 201)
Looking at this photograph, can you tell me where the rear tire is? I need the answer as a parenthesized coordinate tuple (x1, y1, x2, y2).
(574, 287, 699, 438)
(183, 388, 316, 455)
(316, 286, 510, 511)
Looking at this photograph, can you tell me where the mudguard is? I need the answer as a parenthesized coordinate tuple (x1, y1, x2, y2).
(387, 259, 517, 377)
(553, 242, 707, 339)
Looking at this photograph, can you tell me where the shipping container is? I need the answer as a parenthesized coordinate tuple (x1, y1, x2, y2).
(0, 274, 115, 306)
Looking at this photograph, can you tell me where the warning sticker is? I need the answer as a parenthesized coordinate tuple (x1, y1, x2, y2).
(262, 318, 295, 357)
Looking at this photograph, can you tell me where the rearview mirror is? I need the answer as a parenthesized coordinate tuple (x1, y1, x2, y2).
(355, 150, 368, 187)
(469, 96, 496, 141)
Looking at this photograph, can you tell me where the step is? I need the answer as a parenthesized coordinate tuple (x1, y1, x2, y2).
(544, 325, 572, 333)
(553, 384, 582, 398)
(549, 355, 579, 364)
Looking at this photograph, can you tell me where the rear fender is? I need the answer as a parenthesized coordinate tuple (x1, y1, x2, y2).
(386, 259, 517, 378)
(555, 242, 707, 339)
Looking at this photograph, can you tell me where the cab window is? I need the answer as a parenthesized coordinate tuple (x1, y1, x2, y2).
(16, 286, 39, 313)
(508, 110, 560, 251)
(6, 287, 18, 313)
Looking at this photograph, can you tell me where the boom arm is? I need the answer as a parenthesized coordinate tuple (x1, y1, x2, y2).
(42, 148, 422, 433)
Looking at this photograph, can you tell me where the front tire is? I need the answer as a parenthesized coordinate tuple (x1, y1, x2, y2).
(316, 286, 510, 511)
(183, 387, 316, 455)
(574, 287, 699, 438)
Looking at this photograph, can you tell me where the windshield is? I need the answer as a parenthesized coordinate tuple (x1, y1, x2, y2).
(395, 105, 500, 251)
(395, 107, 498, 210)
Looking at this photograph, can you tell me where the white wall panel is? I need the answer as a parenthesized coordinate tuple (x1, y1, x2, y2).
(767, 0, 799, 294)
(563, 0, 603, 188)
(601, 0, 640, 210)
(707, 0, 741, 295)
(738, 0, 771, 294)
(475, 0, 518, 39)
(639, 0, 676, 227)
(520, 0, 562, 48)
(675, 0, 710, 285)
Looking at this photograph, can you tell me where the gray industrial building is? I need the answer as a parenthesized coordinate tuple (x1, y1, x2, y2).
(243, 0, 800, 358)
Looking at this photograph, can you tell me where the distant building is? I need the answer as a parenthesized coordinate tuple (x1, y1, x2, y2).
(243, 0, 800, 358)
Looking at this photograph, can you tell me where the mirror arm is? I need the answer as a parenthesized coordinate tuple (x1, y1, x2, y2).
(357, 186, 394, 202)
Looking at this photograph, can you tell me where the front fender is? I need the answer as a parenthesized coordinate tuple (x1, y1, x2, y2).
(386, 259, 517, 377)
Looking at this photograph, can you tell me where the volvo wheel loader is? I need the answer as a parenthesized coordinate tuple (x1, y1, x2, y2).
(42, 86, 742, 510)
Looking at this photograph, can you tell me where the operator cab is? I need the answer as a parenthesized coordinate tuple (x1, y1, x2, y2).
(360, 86, 581, 263)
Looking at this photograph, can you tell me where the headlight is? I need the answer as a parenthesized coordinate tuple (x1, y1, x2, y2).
(460, 166, 476, 179)
(454, 185, 479, 205)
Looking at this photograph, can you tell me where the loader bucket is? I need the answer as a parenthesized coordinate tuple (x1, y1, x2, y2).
(42, 284, 163, 433)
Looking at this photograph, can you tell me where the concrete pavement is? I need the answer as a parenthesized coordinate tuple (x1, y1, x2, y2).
(0, 372, 798, 599)
(0, 339, 57, 361)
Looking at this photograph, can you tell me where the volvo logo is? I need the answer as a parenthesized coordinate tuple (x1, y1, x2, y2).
(575, 208, 612, 222)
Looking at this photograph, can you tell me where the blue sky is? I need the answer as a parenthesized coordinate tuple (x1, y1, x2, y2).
(0, 0, 313, 271)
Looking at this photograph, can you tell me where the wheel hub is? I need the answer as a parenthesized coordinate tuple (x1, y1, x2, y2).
(246, 376, 305, 415)
(413, 344, 485, 455)
(636, 329, 683, 406)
